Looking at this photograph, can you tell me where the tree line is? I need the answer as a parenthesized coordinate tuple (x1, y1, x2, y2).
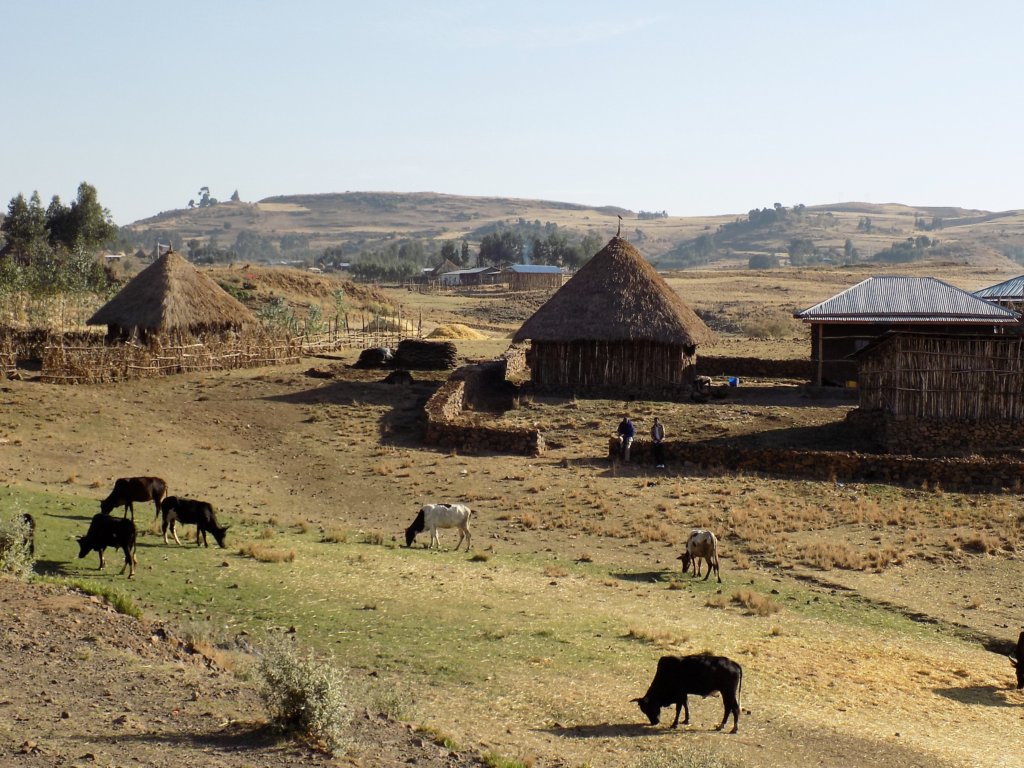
(0, 183, 117, 295)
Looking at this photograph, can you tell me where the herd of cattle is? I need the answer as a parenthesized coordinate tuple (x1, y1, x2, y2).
(74, 476, 229, 579)
(16, 484, 1020, 735)
(401, 505, 1024, 729)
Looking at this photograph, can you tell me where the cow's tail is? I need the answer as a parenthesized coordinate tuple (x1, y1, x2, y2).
(738, 664, 744, 711)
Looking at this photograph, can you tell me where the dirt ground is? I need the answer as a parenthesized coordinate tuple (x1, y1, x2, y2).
(2, 351, 1023, 767)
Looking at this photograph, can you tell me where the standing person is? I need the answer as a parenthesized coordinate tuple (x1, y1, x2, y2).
(617, 414, 635, 462)
(651, 416, 666, 468)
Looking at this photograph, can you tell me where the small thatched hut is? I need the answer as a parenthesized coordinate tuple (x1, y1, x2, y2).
(88, 250, 257, 341)
(512, 236, 714, 395)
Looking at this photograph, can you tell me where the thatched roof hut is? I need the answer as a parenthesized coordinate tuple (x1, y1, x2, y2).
(88, 250, 257, 340)
(512, 236, 714, 394)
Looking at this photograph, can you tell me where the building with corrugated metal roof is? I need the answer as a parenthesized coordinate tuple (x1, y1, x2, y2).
(794, 276, 1020, 386)
(504, 264, 564, 291)
(973, 274, 1024, 311)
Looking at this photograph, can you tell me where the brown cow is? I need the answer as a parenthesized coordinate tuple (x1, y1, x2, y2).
(100, 477, 167, 521)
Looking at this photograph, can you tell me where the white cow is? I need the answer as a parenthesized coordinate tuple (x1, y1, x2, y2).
(677, 529, 721, 583)
(405, 503, 472, 551)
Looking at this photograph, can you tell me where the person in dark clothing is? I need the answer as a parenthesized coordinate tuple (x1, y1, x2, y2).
(617, 415, 636, 461)
(651, 416, 666, 468)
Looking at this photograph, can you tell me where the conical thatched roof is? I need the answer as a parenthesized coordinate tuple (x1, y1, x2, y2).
(88, 251, 257, 334)
(512, 237, 714, 346)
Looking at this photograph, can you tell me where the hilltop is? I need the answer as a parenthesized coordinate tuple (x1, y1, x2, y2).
(127, 192, 1024, 271)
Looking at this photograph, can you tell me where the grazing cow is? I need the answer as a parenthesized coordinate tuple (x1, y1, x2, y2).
(405, 503, 472, 551)
(677, 529, 721, 583)
(77, 514, 137, 578)
(22, 513, 35, 557)
(1009, 631, 1024, 689)
(159, 496, 229, 548)
(632, 654, 743, 733)
(100, 476, 167, 521)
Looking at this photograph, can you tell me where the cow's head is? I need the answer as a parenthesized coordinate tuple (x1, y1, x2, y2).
(99, 498, 114, 515)
(631, 696, 661, 725)
(677, 552, 691, 573)
(76, 536, 91, 559)
(1011, 631, 1024, 689)
(211, 525, 230, 548)
(404, 525, 418, 548)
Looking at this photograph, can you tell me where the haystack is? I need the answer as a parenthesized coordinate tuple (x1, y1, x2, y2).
(88, 250, 257, 340)
(512, 236, 714, 394)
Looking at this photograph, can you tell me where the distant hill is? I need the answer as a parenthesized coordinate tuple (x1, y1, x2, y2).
(126, 192, 1024, 271)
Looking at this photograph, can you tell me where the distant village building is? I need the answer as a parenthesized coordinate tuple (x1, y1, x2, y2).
(794, 276, 1019, 386)
(512, 236, 714, 396)
(439, 266, 501, 287)
(87, 250, 257, 342)
(505, 264, 564, 291)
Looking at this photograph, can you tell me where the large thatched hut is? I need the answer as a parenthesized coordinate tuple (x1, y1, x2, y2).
(512, 236, 714, 395)
(87, 250, 257, 341)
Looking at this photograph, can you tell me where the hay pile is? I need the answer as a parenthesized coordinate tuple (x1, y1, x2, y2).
(427, 323, 488, 340)
(391, 339, 458, 370)
(363, 316, 416, 333)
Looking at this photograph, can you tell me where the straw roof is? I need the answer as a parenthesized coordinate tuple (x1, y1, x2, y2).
(512, 237, 714, 346)
(88, 251, 257, 334)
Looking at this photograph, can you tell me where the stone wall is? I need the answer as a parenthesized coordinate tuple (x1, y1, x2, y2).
(608, 437, 1024, 492)
(424, 363, 545, 456)
(848, 408, 1024, 456)
(698, 355, 814, 380)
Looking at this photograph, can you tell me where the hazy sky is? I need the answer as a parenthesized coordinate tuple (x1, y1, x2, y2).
(5, 1, 1023, 225)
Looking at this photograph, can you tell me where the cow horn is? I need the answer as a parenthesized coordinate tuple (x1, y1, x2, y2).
(1010, 655, 1019, 667)
(629, 697, 642, 703)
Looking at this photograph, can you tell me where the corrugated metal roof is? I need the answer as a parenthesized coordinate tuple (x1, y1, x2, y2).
(974, 274, 1024, 300)
(507, 264, 562, 274)
(441, 266, 500, 276)
(795, 276, 1020, 322)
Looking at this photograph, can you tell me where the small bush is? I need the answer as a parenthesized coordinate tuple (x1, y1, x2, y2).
(0, 508, 34, 579)
(256, 634, 350, 755)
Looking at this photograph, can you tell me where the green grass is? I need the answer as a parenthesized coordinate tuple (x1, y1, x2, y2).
(2, 484, 994, 766)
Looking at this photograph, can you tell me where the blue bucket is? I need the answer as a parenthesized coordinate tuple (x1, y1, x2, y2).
(727, 376, 739, 387)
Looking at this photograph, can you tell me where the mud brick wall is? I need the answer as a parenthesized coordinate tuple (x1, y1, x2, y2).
(698, 356, 815, 380)
(425, 364, 544, 456)
(607, 437, 1024, 492)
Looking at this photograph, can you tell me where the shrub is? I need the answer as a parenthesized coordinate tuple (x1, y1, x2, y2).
(0, 508, 34, 579)
(730, 589, 780, 616)
(256, 634, 350, 755)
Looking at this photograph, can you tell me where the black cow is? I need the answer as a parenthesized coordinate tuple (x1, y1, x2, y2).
(160, 496, 228, 548)
(100, 476, 167, 521)
(77, 514, 137, 578)
(632, 654, 743, 733)
(21, 513, 35, 557)
(1010, 631, 1024, 689)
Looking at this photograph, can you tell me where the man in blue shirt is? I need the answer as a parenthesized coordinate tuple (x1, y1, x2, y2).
(617, 415, 635, 461)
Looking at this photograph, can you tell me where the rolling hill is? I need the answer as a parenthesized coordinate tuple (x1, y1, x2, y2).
(127, 192, 1024, 271)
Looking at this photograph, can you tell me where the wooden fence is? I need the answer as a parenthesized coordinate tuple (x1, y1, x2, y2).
(39, 332, 303, 384)
(30, 320, 425, 384)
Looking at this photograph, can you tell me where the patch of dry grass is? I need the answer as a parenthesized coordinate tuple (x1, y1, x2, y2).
(238, 542, 296, 563)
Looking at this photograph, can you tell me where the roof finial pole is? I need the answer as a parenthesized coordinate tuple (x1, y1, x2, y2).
(616, 214, 622, 238)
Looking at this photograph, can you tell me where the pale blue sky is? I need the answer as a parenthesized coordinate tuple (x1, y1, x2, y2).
(4, 1, 1023, 225)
